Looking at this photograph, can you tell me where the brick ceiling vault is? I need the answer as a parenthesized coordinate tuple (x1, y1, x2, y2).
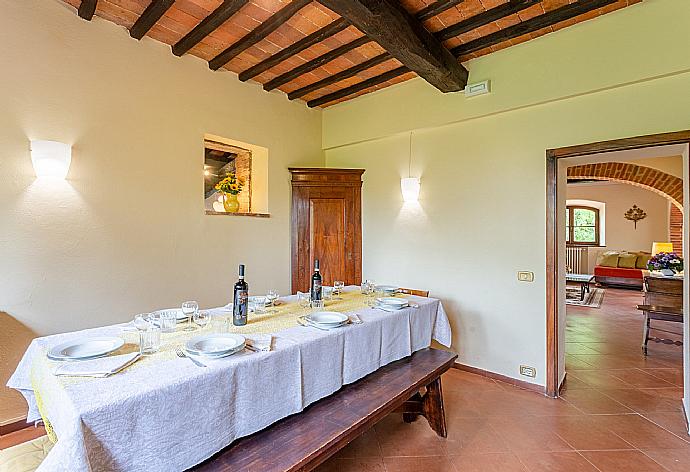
(63, 0, 641, 107)
(568, 162, 684, 211)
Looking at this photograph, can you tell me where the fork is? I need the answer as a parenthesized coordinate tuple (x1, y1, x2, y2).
(175, 347, 206, 367)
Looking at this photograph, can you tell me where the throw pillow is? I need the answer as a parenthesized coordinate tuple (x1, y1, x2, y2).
(618, 253, 638, 269)
(635, 252, 652, 269)
(597, 251, 620, 267)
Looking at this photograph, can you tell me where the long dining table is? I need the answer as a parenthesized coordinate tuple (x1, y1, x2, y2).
(8, 287, 452, 472)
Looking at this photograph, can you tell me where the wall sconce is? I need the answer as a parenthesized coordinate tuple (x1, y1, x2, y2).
(30, 140, 71, 179)
(401, 132, 420, 202)
(401, 177, 420, 202)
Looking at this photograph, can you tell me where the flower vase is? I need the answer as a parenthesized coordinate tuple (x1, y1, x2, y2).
(660, 268, 675, 277)
(223, 193, 240, 213)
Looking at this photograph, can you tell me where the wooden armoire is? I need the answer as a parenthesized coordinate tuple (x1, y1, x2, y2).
(290, 168, 364, 293)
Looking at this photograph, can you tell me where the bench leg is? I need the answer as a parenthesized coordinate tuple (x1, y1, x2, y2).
(403, 392, 422, 423)
(422, 377, 447, 438)
(396, 376, 448, 437)
(642, 313, 650, 356)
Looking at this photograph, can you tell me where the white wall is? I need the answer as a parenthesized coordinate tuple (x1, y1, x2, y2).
(323, 0, 690, 386)
(566, 182, 672, 271)
(0, 0, 323, 336)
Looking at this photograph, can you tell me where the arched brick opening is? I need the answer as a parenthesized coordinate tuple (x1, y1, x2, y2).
(568, 162, 684, 256)
(567, 162, 683, 211)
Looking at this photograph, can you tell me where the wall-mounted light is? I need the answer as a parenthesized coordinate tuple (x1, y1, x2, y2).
(30, 140, 71, 179)
(401, 131, 420, 202)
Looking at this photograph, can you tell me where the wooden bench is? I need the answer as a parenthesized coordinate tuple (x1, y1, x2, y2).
(637, 304, 684, 355)
(190, 348, 457, 472)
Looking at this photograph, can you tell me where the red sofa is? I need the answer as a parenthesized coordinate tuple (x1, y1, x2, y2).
(593, 265, 643, 289)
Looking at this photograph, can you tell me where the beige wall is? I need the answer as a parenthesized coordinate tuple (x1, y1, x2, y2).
(566, 182, 672, 271)
(0, 0, 323, 338)
(323, 0, 690, 386)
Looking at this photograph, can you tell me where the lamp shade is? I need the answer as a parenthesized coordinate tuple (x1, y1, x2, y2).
(30, 140, 71, 179)
(400, 177, 420, 202)
(651, 242, 674, 255)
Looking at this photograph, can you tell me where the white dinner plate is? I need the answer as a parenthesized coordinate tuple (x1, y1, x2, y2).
(377, 297, 408, 308)
(185, 333, 246, 356)
(150, 308, 187, 324)
(307, 311, 349, 326)
(185, 344, 244, 359)
(375, 285, 398, 294)
(375, 302, 406, 312)
(48, 337, 125, 361)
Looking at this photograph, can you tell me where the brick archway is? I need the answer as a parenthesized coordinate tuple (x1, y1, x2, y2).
(567, 162, 683, 210)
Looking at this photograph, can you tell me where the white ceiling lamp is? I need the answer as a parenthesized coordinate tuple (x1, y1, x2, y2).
(400, 131, 420, 202)
(30, 140, 72, 179)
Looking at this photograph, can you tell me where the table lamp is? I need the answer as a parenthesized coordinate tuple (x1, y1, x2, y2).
(651, 242, 674, 255)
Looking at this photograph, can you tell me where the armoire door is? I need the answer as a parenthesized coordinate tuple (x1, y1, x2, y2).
(290, 168, 364, 293)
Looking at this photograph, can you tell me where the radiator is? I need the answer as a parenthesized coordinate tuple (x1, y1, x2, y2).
(565, 246, 589, 274)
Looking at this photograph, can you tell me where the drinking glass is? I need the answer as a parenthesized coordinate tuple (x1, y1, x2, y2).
(149, 310, 176, 333)
(181, 301, 198, 332)
(311, 299, 325, 312)
(251, 296, 267, 314)
(140, 325, 161, 354)
(297, 292, 311, 315)
(266, 289, 279, 312)
(322, 287, 333, 301)
(194, 310, 210, 329)
(134, 314, 157, 354)
(333, 281, 345, 299)
(210, 314, 230, 333)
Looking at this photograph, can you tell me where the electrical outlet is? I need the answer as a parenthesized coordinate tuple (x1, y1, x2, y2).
(520, 365, 537, 378)
(517, 271, 534, 282)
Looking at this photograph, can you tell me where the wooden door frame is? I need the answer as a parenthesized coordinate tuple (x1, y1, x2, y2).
(546, 130, 690, 398)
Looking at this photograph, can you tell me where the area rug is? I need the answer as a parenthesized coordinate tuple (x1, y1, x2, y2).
(565, 286, 605, 308)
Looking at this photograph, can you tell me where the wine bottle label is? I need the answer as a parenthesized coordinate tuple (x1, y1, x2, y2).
(311, 281, 322, 301)
(233, 290, 248, 326)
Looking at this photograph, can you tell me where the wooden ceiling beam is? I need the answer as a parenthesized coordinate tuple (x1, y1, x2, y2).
(307, 65, 409, 107)
(209, 0, 312, 71)
(452, 0, 617, 57)
(416, 0, 466, 22)
(172, 0, 249, 57)
(130, 0, 176, 40)
(435, 0, 539, 42)
(263, 36, 371, 91)
(317, 0, 467, 92)
(78, 0, 98, 20)
(288, 53, 391, 100)
(238, 18, 349, 82)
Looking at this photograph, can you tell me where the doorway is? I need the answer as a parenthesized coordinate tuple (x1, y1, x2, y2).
(546, 131, 690, 424)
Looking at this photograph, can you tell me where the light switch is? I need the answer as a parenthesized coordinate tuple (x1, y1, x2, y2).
(517, 271, 534, 282)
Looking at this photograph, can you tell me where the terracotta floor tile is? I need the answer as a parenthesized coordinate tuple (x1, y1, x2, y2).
(381, 456, 458, 472)
(642, 448, 690, 472)
(641, 411, 690, 439)
(449, 452, 528, 471)
(546, 415, 634, 450)
(332, 429, 381, 459)
(488, 417, 574, 453)
(445, 417, 509, 454)
(595, 414, 690, 449)
(570, 369, 636, 389)
(642, 369, 684, 386)
(565, 343, 600, 355)
(608, 369, 676, 388)
(314, 457, 386, 472)
(560, 389, 633, 414)
(516, 451, 599, 471)
(582, 450, 668, 471)
(600, 388, 683, 414)
(374, 415, 448, 457)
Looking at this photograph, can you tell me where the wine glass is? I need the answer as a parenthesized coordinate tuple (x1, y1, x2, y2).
(266, 289, 279, 312)
(333, 281, 345, 299)
(181, 301, 198, 332)
(194, 310, 210, 330)
(134, 314, 151, 354)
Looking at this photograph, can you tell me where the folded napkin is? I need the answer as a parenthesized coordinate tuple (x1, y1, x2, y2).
(245, 334, 272, 352)
(53, 352, 141, 378)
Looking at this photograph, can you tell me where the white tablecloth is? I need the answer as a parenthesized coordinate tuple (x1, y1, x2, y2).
(8, 289, 451, 472)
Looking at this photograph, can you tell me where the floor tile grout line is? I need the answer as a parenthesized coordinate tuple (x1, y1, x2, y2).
(574, 450, 605, 472)
(637, 449, 676, 472)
